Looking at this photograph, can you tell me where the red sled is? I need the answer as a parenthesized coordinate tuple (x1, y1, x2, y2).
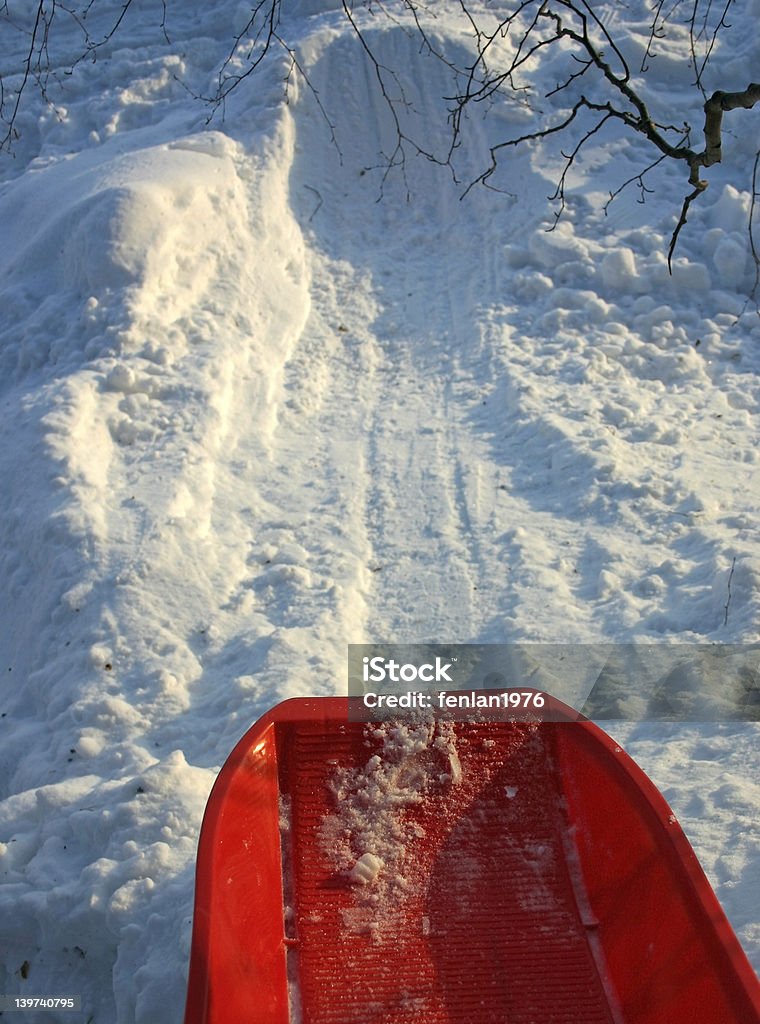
(184, 694, 760, 1023)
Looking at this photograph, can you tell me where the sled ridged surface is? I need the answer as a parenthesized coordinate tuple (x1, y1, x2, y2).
(184, 696, 760, 1024)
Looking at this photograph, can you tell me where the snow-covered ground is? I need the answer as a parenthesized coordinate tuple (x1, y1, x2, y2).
(0, 1, 758, 1019)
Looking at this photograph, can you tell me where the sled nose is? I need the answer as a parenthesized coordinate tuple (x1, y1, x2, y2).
(184, 695, 760, 1024)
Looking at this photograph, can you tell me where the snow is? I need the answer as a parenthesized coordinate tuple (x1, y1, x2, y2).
(0, 0, 758, 1019)
(322, 721, 461, 881)
(320, 718, 465, 939)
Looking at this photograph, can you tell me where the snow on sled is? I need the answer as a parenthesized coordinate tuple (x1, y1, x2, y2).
(184, 694, 760, 1024)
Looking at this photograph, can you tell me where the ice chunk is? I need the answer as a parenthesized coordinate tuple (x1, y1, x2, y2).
(349, 852, 384, 885)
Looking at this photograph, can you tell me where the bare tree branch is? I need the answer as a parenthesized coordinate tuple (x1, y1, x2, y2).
(702, 83, 760, 168)
(749, 149, 760, 299)
(668, 183, 705, 269)
(1, 0, 151, 151)
(442, 1, 759, 265)
(603, 153, 667, 213)
(1, 0, 758, 275)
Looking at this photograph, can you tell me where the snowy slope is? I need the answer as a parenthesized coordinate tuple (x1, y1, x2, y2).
(0, 1, 758, 1020)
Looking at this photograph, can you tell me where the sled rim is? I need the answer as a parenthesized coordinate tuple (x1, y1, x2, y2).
(184, 694, 760, 1024)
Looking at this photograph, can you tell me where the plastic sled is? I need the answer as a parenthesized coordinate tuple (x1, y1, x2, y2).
(184, 694, 760, 1023)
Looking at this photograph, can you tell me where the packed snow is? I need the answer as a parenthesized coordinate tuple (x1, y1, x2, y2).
(320, 717, 463, 936)
(0, 0, 758, 1020)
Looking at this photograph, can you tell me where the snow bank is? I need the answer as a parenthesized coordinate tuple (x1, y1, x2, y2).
(0, 0, 758, 1018)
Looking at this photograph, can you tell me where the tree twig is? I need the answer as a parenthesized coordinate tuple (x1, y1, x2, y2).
(724, 556, 737, 628)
